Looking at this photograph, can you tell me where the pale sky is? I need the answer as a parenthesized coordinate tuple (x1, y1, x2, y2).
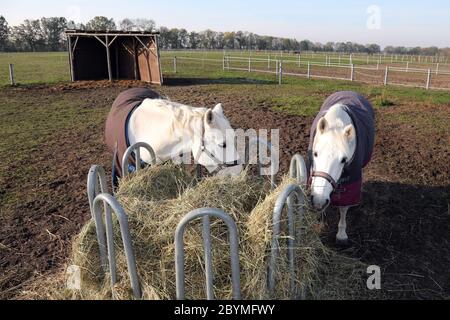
(1, 0, 449, 48)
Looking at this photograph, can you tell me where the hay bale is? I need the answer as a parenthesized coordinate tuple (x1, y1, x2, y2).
(21, 163, 383, 300)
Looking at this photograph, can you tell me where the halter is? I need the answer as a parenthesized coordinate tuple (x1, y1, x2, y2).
(196, 113, 239, 169)
(311, 171, 338, 190)
(307, 150, 346, 191)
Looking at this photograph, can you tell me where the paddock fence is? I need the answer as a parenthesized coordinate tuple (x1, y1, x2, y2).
(160, 54, 450, 90)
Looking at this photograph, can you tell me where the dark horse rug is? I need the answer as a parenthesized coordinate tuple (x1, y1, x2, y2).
(104, 87, 162, 178)
(308, 91, 375, 207)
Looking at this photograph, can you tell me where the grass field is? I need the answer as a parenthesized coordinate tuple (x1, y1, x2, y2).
(0, 52, 70, 86)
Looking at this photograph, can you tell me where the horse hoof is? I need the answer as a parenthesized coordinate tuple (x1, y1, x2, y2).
(336, 238, 349, 246)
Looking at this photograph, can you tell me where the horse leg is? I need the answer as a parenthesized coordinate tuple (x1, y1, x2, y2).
(336, 206, 349, 245)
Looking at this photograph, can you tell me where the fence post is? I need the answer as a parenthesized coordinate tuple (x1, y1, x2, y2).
(350, 64, 354, 81)
(435, 63, 439, 75)
(268, 55, 270, 69)
(426, 69, 431, 90)
(9, 64, 15, 86)
(248, 57, 251, 72)
(307, 61, 311, 79)
(223, 55, 225, 71)
(278, 60, 283, 85)
(174, 57, 177, 73)
(406, 61, 409, 72)
(384, 66, 389, 86)
(298, 53, 301, 67)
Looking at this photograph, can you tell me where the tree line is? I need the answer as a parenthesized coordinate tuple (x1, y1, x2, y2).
(0, 15, 448, 57)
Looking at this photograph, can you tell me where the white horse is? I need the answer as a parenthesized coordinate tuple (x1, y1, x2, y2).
(309, 91, 375, 245)
(310, 104, 356, 244)
(127, 99, 242, 175)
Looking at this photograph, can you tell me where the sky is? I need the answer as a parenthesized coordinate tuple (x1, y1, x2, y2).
(1, 0, 449, 48)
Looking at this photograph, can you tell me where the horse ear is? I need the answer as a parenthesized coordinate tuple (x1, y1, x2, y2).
(213, 103, 223, 115)
(205, 109, 214, 125)
(317, 117, 328, 134)
(344, 124, 355, 141)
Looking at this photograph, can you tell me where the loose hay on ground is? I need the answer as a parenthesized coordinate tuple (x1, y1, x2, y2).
(20, 164, 382, 300)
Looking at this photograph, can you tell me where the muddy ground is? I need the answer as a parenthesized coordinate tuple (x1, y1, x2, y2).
(0, 79, 449, 299)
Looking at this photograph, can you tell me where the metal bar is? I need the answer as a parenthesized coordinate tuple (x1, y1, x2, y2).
(175, 208, 241, 300)
(9, 64, 15, 86)
(87, 165, 112, 271)
(289, 154, 307, 186)
(268, 184, 303, 298)
(202, 216, 214, 300)
(122, 142, 157, 177)
(93, 193, 141, 299)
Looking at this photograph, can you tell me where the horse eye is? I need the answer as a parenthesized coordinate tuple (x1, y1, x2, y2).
(220, 142, 226, 148)
(314, 152, 318, 157)
(341, 157, 347, 164)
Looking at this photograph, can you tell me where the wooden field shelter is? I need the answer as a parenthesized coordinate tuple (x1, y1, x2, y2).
(65, 30, 162, 85)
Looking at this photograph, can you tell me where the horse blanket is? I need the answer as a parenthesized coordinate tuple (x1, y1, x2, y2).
(104, 87, 162, 178)
(308, 91, 375, 207)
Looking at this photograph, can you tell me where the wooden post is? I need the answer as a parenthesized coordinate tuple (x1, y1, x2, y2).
(268, 55, 270, 69)
(115, 42, 119, 79)
(248, 57, 251, 72)
(298, 53, 301, 67)
(435, 63, 439, 75)
(68, 35, 74, 81)
(350, 64, 354, 81)
(384, 66, 389, 86)
(426, 69, 431, 90)
(106, 35, 112, 81)
(9, 64, 15, 85)
(223, 55, 225, 70)
(307, 61, 311, 79)
(406, 61, 409, 72)
(174, 57, 177, 73)
(133, 38, 138, 80)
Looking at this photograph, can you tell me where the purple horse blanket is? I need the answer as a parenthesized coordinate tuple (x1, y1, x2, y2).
(308, 91, 375, 207)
